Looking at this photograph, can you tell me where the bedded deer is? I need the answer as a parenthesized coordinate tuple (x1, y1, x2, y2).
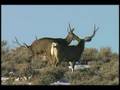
(52, 24, 99, 71)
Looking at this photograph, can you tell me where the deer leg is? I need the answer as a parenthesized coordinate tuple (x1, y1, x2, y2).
(55, 54, 59, 67)
(53, 56, 57, 67)
(72, 61, 75, 72)
(49, 57, 54, 66)
(46, 53, 53, 66)
(51, 56, 55, 67)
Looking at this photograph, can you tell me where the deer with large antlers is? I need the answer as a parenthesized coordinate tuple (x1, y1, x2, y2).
(52, 24, 99, 71)
(14, 24, 79, 66)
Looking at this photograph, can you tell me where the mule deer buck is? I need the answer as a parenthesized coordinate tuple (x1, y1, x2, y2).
(14, 24, 79, 66)
(52, 24, 99, 72)
(29, 24, 79, 66)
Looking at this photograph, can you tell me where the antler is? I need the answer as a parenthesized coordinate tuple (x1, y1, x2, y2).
(13, 37, 29, 48)
(13, 37, 23, 46)
(84, 24, 99, 42)
(90, 24, 99, 38)
(68, 23, 74, 32)
(35, 35, 38, 40)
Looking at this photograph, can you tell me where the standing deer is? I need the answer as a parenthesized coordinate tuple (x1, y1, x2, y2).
(52, 24, 99, 71)
(14, 24, 79, 66)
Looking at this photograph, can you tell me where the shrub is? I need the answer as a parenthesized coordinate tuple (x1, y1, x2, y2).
(82, 48, 98, 60)
(1, 40, 119, 85)
(98, 47, 112, 62)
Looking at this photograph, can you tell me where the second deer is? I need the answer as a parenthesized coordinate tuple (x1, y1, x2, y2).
(51, 24, 99, 72)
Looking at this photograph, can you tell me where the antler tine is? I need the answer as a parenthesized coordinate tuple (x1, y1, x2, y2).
(69, 23, 75, 32)
(67, 27, 69, 32)
(35, 35, 38, 40)
(92, 24, 99, 37)
(14, 36, 22, 46)
(94, 24, 99, 32)
(69, 23, 72, 31)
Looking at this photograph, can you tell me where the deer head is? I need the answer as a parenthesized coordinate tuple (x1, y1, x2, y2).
(84, 24, 99, 42)
(65, 24, 77, 44)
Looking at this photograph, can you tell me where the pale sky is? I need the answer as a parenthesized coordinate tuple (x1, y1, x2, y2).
(2, 5, 119, 53)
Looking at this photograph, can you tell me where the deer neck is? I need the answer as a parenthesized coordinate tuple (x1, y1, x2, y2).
(77, 40, 85, 50)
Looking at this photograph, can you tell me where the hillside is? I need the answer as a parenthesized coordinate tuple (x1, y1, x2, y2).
(1, 40, 119, 85)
